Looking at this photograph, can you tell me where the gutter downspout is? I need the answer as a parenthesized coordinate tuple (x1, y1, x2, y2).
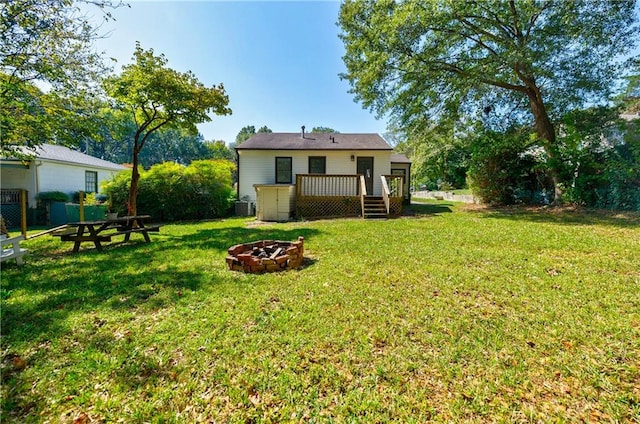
(34, 160, 42, 201)
(235, 150, 240, 200)
(35, 160, 43, 225)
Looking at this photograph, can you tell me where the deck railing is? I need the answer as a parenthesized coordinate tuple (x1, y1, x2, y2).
(380, 176, 391, 214)
(360, 175, 367, 217)
(1, 189, 22, 205)
(296, 174, 361, 197)
(294, 174, 404, 219)
(383, 175, 404, 198)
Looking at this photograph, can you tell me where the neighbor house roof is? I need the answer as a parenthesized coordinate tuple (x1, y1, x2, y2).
(391, 153, 411, 163)
(236, 133, 393, 151)
(3, 144, 126, 171)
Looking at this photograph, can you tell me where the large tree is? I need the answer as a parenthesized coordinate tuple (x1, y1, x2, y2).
(311, 126, 339, 133)
(339, 0, 639, 203)
(104, 42, 231, 215)
(0, 0, 123, 156)
(235, 124, 272, 145)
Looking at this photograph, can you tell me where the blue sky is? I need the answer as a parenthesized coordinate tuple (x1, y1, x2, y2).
(90, 1, 387, 144)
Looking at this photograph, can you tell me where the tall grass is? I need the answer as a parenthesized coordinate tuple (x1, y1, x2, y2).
(1, 203, 639, 422)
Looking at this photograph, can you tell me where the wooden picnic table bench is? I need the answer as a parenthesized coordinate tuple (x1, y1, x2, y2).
(51, 215, 161, 253)
(1, 235, 29, 265)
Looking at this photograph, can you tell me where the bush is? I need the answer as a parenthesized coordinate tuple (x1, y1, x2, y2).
(101, 160, 236, 221)
(72, 191, 100, 205)
(37, 191, 69, 203)
(560, 113, 640, 211)
(467, 130, 544, 205)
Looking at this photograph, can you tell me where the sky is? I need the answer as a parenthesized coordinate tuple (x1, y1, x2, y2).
(89, 0, 387, 144)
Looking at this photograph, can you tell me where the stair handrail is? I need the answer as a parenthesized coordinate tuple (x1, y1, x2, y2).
(359, 175, 367, 218)
(380, 175, 390, 214)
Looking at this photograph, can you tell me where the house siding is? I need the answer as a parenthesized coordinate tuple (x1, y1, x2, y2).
(0, 161, 123, 206)
(238, 149, 391, 203)
(38, 161, 121, 199)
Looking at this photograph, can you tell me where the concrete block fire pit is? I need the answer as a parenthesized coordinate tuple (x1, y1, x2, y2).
(226, 236, 304, 273)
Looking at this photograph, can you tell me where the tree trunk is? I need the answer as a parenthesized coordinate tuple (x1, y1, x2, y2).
(525, 85, 564, 205)
(128, 137, 141, 216)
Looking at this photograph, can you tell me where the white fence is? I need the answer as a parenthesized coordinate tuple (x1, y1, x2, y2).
(412, 190, 478, 204)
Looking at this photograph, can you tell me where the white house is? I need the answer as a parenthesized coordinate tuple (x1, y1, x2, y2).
(1, 144, 127, 207)
(235, 129, 410, 220)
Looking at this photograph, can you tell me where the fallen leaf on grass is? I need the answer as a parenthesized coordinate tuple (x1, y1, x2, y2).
(11, 355, 26, 370)
(546, 268, 561, 276)
(248, 388, 260, 406)
(73, 412, 89, 424)
(114, 330, 131, 341)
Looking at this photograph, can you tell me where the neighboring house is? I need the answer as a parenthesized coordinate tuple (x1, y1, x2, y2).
(235, 128, 410, 220)
(1, 144, 127, 225)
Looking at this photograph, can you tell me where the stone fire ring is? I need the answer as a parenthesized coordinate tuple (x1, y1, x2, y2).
(226, 236, 304, 273)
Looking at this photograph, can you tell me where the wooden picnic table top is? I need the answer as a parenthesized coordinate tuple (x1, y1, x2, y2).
(68, 215, 151, 226)
(56, 215, 159, 252)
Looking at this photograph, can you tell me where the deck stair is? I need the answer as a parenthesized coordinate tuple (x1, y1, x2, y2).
(363, 196, 388, 219)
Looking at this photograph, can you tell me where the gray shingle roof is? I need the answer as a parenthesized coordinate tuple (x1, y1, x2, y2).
(34, 144, 126, 170)
(391, 153, 411, 163)
(235, 133, 392, 151)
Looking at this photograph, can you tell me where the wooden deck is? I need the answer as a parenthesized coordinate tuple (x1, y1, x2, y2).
(295, 174, 403, 219)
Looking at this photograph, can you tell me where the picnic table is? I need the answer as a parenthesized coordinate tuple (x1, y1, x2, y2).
(52, 215, 160, 253)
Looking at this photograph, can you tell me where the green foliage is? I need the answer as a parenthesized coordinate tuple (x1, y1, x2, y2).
(0, 0, 123, 156)
(101, 171, 133, 215)
(104, 43, 231, 139)
(71, 191, 99, 206)
(339, 0, 638, 201)
(103, 42, 231, 215)
(339, 0, 637, 131)
(101, 160, 236, 221)
(235, 125, 272, 145)
(36, 191, 69, 203)
(235, 125, 256, 144)
(467, 129, 543, 205)
(400, 121, 472, 190)
(311, 126, 339, 133)
(595, 119, 640, 210)
(203, 140, 234, 162)
(552, 106, 640, 211)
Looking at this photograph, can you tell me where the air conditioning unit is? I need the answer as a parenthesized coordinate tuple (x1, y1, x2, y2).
(235, 201, 254, 216)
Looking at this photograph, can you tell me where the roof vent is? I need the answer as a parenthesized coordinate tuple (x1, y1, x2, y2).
(301, 125, 306, 139)
(330, 135, 336, 143)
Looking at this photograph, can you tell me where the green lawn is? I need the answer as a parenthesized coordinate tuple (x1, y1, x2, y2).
(2, 203, 639, 422)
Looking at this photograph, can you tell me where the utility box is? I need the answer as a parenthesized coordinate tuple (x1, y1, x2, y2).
(254, 184, 295, 222)
(235, 201, 255, 217)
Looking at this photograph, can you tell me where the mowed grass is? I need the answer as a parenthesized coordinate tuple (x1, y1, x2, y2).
(1, 202, 639, 422)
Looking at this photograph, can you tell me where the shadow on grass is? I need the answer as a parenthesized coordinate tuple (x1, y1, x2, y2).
(176, 223, 319, 251)
(1, 256, 205, 341)
(402, 202, 454, 217)
(1, 222, 321, 343)
(467, 205, 640, 228)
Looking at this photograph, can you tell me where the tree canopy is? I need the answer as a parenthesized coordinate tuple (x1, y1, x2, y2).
(0, 0, 124, 157)
(311, 126, 339, 133)
(104, 42, 231, 215)
(235, 124, 272, 145)
(339, 0, 639, 202)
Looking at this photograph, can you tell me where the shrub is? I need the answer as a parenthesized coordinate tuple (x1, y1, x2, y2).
(101, 160, 236, 221)
(72, 191, 100, 205)
(467, 130, 543, 205)
(36, 191, 69, 203)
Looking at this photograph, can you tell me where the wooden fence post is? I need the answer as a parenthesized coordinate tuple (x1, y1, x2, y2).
(79, 191, 85, 222)
(20, 189, 27, 238)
